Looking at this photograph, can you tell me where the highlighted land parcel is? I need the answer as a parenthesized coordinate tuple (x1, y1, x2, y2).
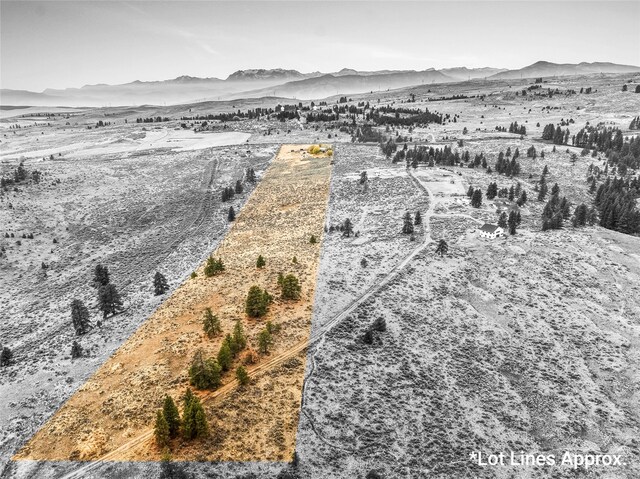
(15, 144, 332, 462)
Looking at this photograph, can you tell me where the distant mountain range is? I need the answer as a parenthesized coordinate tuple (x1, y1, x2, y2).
(2, 61, 639, 107)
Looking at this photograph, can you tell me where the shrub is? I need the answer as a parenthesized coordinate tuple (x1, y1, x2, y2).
(204, 256, 225, 277)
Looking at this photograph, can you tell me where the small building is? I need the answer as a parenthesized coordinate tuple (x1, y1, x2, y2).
(478, 223, 504, 239)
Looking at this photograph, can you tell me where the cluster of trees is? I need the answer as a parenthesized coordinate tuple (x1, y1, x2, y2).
(154, 390, 208, 447)
(135, 117, 171, 123)
(324, 218, 357, 237)
(467, 187, 483, 208)
(497, 210, 521, 235)
(508, 122, 526, 135)
(246, 167, 257, 183)
(1, 162, 42, 189)
(494, 150, 521, 177)
(594, 177, 640, 233)
(575, 127, 639, 173)
(486, 182, 527, 205)
(204, 257, 225, 277)
(541, 124, 570, 145)
(629, 116, 640, 130)
(541, 183, 571, 230)
(571, 203, 597, 227)
(93, 264, 123, 319)
(370, 106, 443, 127)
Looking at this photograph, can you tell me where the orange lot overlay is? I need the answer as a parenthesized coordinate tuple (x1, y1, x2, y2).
(15, 144, 332, 462)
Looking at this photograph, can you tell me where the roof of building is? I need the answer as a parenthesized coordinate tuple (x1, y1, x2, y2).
(479, 223, 501, 233)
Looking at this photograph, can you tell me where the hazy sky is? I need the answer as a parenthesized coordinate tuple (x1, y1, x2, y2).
(2, 0, 639, 91)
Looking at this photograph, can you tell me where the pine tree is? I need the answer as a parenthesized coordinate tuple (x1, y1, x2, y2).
(217, 340, 232, 372)
(402, 212, 414, 234)
(467, 185, 474, 197)
(0, 347, 13, 367)
(414, 211, 422, 225)
(235, 180, 243, 194)
(162, 395, 181, 438)
(232, 320, 247, 352)
(435, 239, 448, 257)
(71, 341, 83, 359)
(93, 264, 110, 287)
(256, 255, 266, 268)
(258, 328, 272, 354)
(236, 365, 250, 386)
(70, 299, 90, 335)
(154, 272, 169, 295)
(246, 167, 256, 183)
(202, 307, 221, 338)
(204, 256, 225, 277)
(309, 235, 317, 244)
(245, 285, 272, 317)
(228, 206, 236, 221)
(194, 405, 209, 438)
(188, 349, 222, 390)
(508, 211, 517, 235)
(98, 283, 123, 319)
(498, 212, 507, 228)
(280, 274, 301, 300)
(154, 410, 170, 447)
(343, 218, 353, 237)
(471, 189, 482, 208)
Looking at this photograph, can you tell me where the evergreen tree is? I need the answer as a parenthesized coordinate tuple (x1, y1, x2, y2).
(182, 394, 208, 440)
(467, 185, 474, 197)
(217, 341, 232, 372)
(486, 182, 498, 200)
(93, 264, 110, 287)
(154, 410, 170, 447)
(256, 255, 266, 268)
(188, 349, 222, 390)
(235, 180, 243, 194)
(204, 256, 225, 277)
(402, 212, 414, 234)
(98, 283, 123, 319)
(162, 395, 181, 438)
(572, 203, 588, 227)
(70, 299, 90, 335)
(471, 189, 483, 208)
(236, 365, 250, 386)
(343, 218, 353, 237)
(246, 167, 256, 183)
(245, 285, 272, 317)
(154, 272, 169, 296)
(537, 177, 548, 201)
(232, 320, 247, 352)
(280, 274, 301, 300)
(71, 341, 83, 359)
(0, 347, 12, 367)
(508, 211, 518, 235)
(309, 234, 317, 244)
(498, 212, 508, 228)
(435, 239, 448, 257)
(258, 328, 272, 354)
(202, 307, 222, 338)
(228, 206, 236, 222)
(414, 211, 422, 225)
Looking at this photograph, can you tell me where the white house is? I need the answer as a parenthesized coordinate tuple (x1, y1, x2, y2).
(478, 223, 504, 239)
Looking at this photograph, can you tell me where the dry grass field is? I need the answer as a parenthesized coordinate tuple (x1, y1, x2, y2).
(12, 145, 332, 463)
